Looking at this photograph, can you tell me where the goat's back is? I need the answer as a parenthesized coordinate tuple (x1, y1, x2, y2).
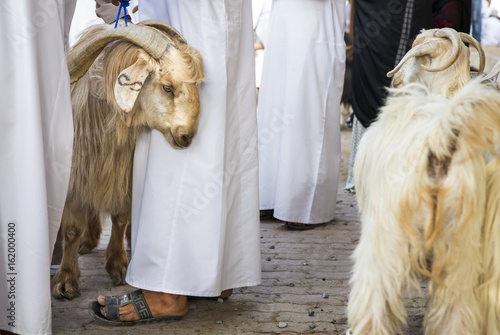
(354, 80, 500, 282)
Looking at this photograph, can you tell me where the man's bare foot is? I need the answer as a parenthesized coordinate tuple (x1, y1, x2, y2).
(97, 290, 188, 322)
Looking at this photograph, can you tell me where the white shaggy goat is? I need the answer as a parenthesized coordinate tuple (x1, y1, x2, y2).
(388, 29, 500, 334)
(51, 21, 204, 299)
(347, 79, 500, 335)
(347, 28, 500, 335)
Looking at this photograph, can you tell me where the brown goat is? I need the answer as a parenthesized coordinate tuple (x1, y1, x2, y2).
(51, 21, 204, 299)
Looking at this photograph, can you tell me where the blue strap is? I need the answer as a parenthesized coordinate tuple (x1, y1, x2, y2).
(114, 0, 130, 29)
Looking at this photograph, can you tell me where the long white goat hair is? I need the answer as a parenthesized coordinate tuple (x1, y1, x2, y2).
(482, 62, 500, 333)
(348, 79, 500, 335)
(483, 155, 500, 335)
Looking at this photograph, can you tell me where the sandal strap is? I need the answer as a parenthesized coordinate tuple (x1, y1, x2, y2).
(129, 289, 153, 319)
(104, 293, 131, 321)
(104, 295, 128, 321)
(103, 289, 153, 321)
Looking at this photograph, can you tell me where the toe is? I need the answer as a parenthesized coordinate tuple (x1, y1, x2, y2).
(97, 296, 108, 317)
(97, 295, 106, 306)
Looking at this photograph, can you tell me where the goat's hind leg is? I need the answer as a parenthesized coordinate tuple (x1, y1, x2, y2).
(347, 215, 410, 335)
(424, 217, 484, 334)
(51, 205, 85, 299)
(424, 252, 483, 334)
(78, 209, 102, 255)
(105, 213, 129, 285)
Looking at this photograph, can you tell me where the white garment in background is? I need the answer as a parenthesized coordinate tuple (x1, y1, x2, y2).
(69, 1, 103, 46)
(493, 0, 500, 11)
(482, 0, 500, 46)
(0, 1, 75, 334)
(253, 0, 272, 45)
(258, 0, 346, 224)
(69, 0, 140, 47)
(126, 0, 261, 296)
(345, 0, 351, 35)
(482, 16, 500, 46)
(252, 0, 272, 88)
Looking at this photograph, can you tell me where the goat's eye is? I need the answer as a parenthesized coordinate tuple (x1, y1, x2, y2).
(163, 85, 174, 93)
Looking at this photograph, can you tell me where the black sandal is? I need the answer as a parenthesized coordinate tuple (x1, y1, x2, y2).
(285, 222, 324, 231)
(88, 289, 183, 326)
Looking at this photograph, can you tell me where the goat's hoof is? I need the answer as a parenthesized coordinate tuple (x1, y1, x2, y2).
(105, 257, 128, 286)
(78, 241, 96, 255)
(51, 271, 81, 299)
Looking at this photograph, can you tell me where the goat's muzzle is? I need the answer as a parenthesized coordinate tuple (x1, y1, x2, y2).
(169, 126, 196, 148)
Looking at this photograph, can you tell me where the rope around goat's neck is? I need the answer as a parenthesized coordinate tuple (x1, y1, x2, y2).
(114, 0, 130, 29)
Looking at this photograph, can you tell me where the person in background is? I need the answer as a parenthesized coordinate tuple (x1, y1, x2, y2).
(0, 1, 75, 334)
(344, 0, 433, 193)
(481, 0, 500, 46)
(257, 0, 346, 230)
(432, 0, 472, 32)
(90, 0, 262, 324)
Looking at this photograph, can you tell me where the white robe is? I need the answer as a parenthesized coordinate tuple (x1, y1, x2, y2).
(258, 0, 346, 224)
(0, 1, 75, 334)
(252, 0, 272, 88)
(126, 0, 261, 296)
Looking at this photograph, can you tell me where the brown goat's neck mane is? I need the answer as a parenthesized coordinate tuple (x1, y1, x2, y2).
(69, 42, 146, 211)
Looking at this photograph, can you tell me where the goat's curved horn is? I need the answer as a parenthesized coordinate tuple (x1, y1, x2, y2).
(387, 28, 460, 77)
(387, 41, 441, 77)
(138, 20, 187, 46)
(483, 60, 500, 82)
(418, 28, 461, 72)
(68, 24, 176, 84)
(458, 32, 485, 75)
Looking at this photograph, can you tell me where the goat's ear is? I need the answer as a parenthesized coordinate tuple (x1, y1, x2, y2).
(114, 57, 151, 113)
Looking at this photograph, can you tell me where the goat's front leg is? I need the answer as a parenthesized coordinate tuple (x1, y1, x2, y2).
(105, 213, 129, 285)
(51, 206, 84, 299)
(347, 215, 410, 335)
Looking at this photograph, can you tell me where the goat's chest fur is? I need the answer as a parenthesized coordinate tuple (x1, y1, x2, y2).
(67, 78, 136, 214)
